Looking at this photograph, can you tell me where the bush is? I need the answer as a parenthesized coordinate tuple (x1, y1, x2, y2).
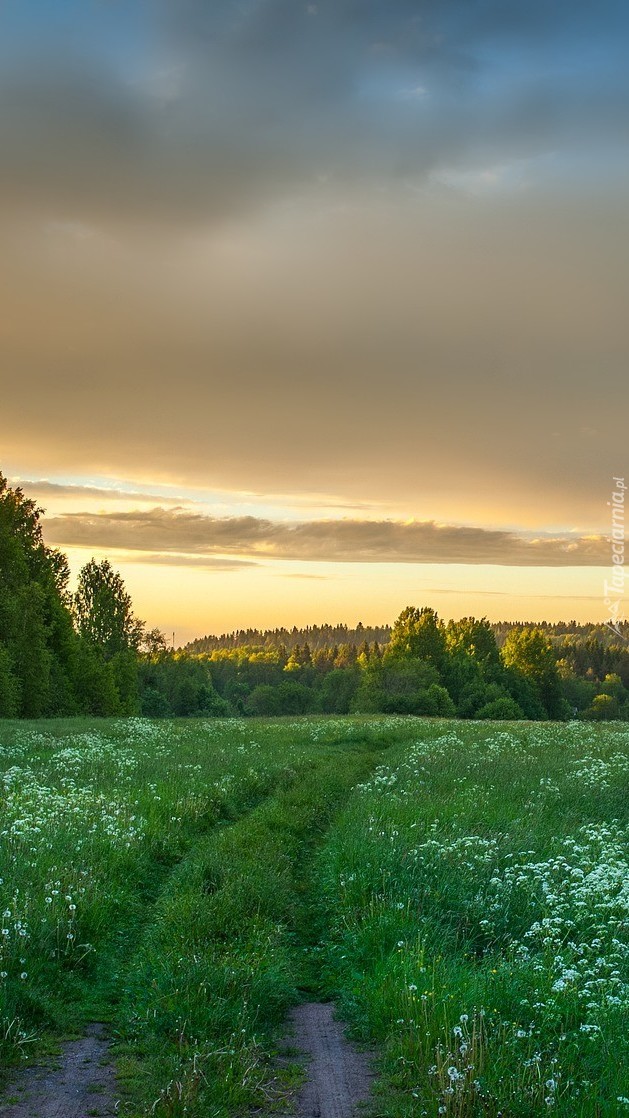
(475, 695, 525, 720)
(317, 668, 360, 714)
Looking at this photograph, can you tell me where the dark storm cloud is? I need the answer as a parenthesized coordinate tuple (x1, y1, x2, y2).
(44, 508, 610, 567)
(1, 0, 627, 224)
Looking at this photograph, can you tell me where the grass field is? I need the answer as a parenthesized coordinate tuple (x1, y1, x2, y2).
(0, 716, 627, 1116)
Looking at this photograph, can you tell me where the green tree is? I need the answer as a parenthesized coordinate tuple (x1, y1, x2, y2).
(557, 659, 597, 715)
(245, 684, 283, 716)
(354, 657, 453, 716)
(501, 628, 566, 719)
(317, 667, 360, 714)
(0, 472, 78, 716)
(387, 606, 447, 672)
(446, 616, 500, 668)
(72, 642, 121, 716)
(0, 643, 20, 716)
(245, 680, 313, 715)
(276, 681, 315, 714)
(583, 673, 629, 721)
(599, 672, 629, 703)
(138, 653, 228, 717)
(74, 559, 144, 658)
(586, 692, 620, 721)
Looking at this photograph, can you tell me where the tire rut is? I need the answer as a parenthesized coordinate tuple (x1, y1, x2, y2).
(280, 1003, 373, 1118)
(0, 1024, 118, 1118)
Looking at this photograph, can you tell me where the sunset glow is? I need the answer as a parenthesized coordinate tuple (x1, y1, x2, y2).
(2, 0, 627, 639)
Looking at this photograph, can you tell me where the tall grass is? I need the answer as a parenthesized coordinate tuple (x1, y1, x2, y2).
(2, 715, 627, 1116)
(315, 721, 629, 1116)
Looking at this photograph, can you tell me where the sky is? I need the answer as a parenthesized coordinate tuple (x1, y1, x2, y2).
(1, 0, 627, 642)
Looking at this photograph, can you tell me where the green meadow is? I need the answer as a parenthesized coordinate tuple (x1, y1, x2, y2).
(0, 716, 627, 1116)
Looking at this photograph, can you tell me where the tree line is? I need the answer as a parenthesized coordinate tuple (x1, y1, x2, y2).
(186, 622, 393, 654)
(1, 471, 628, 720)
(187, 618, 629, 653)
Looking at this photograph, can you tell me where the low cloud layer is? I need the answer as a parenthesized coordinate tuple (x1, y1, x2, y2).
(10, 479, 189, 505)
(44, 508, 610, 567)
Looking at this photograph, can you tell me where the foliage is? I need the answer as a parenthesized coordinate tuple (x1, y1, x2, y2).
(502, 626, 567, 719)
(387, 606, 447, 669)
(74, 559, 143, 658)
(318, 667, 360, 713)
(138, 653, 228, 718)
(0, 472, 76, 717)
(354, 657, 455, 716)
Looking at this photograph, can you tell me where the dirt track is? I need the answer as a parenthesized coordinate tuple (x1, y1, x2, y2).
(0, 1024, 117, 1118)
(281, 1002, 374, 1118)
(0, 1004, 372, 1118)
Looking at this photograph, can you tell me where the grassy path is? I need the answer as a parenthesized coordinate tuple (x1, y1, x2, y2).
(112, 745, 377, 1116)
(0, 718, 407, 1111)
(0, 729, 386, 1118)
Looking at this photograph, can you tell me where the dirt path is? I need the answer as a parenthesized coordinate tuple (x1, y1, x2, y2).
(0, 1024, 118, 1118)
(280, 1003, 374, 1118)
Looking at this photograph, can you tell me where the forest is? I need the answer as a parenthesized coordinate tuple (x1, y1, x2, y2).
(1, 471, 628, 722)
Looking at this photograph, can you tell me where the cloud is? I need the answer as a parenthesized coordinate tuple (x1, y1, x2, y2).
(9, 479, 190, 505)
(2, 180, 627, 531)
(115, 551, 256, 571)
(43, 507, 612, 567)
(1, 1, 628, 541)
(0, 1, 627, 226)
(282, 572, 333, 581)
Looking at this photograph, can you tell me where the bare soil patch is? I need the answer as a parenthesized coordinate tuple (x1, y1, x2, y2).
(0, 1024, 118, 1118)
(279, 1002, 374, 1118)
